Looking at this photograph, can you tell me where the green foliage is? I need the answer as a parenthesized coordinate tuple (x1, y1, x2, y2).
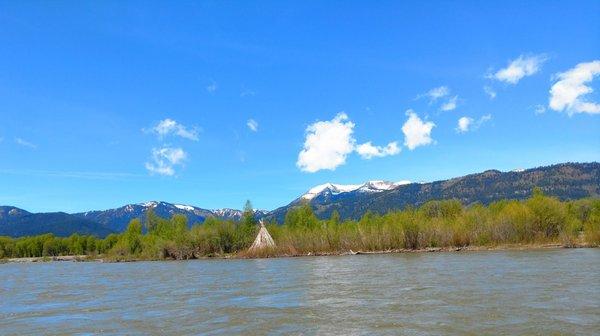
(239, 200, 258, 248)
(329, 210, 340, 226)
(242, 200, 257, 226)
(1, 191, 599, 260)
(420, 200, 463, 219)
(284, 203, 319, 230)
(526, 192, 566, 238)
(115, 219, 143, 256)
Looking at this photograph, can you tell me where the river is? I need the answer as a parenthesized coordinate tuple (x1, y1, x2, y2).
(1, 248, 598, 335)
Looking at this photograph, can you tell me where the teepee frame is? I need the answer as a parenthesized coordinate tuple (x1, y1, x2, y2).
(249, 220, 276, 250)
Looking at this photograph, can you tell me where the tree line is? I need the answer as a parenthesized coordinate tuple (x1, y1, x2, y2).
(1, 190, 599, 260)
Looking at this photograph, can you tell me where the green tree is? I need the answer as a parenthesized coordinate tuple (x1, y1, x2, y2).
(124, 219, 143, 254)
(242, 200, 257, 227)
(526, 189, 566, 238)
(239, 200, 258, 249)
(329, 210, 340, 226)
(284, 203, 318, 230)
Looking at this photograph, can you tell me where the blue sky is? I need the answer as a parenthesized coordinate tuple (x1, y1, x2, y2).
(1, 1, 599, 213)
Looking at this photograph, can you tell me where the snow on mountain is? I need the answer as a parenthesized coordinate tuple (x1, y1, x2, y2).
(301, 180, 412, 200)
(302, 183, 363, 200)
(357, 180, 411, 192)
(212, 208, 243, 220)
(74, 201, 269, 232)
(174, 204, 195, 211)
(212, 208, 269, 220)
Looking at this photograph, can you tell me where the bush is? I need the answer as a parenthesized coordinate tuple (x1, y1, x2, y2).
(1, 192, 598, 260)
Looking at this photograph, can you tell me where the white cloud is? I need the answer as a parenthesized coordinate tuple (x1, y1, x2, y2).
(418, 86, 460, 111)
(145, 147, 187, 176)
(549, 60, 600, 115)
(148, 118, 199, 141)
(456, 117, 473, 133)
(419, 86, 449, 102)
(456, 114, 492, 133)
(297, 113, 405, 172)
(534, 104, 546, 115)
(440, 95, 458, 111)
(206, 81, 217, 93)
(402, 110, 435, 150)
(483, 85, 497, 99)
(15, 137, 37, 149)
(297, 113, 355, 173)
(479, 114, 492, 123)
(356, 141, 400, 159)
(491, 54, 547, 84)
(247, 119, 259, 132)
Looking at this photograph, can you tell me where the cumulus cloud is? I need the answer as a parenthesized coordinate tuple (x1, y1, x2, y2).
(402, 110, 435, 150)
(247, 119, 259, 132)
(440, 95, 459, 111)
(15, 137, 37, 149)
(549, 60, 600, 115)
(456, 117, 473, 133)
(483, 85, 497, 99)
(419, 86, 450, 103)
(297, 113, 355, 173)
(491, 54, 547, 84)
(456, 114, 492, 133)
(297, 113, 407, 172)
(148, 118, 199, 141)
(145, 147, 187, 176)
(356, 141, 400, 159)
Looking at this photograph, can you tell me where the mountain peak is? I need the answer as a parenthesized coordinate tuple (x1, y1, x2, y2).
(302, 183, 363, 200)
(359, 180, 411, 192)
(0, 206, 31, 220)
(301, 180, 411, 200)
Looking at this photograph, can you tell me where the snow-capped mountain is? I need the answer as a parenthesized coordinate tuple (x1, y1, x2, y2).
(301, 180, 411, 200)
(358, 180, 411, 193)
(3, 163, 597, 237)
(75, 201, 267, 233)
(265, 162, 600, 222)
(301, 183, 363, 200)
(211, 208, 269, 221)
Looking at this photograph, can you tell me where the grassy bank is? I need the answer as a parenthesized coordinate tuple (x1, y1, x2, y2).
(1, 189, 599, 261)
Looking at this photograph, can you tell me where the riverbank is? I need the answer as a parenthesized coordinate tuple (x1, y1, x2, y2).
(228, 242, 595, 259)
(2, 255, 102, 263)
(2, 195, 599, 262)
(2, 242, 595, 263)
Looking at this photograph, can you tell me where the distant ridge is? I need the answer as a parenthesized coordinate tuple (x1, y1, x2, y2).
(1, 162, 598, 237)
(74, 201, 268, 233)
(0, 206, 114, 238)
(266, 162, 600, 221)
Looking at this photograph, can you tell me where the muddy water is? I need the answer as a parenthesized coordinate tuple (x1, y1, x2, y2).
(1, 249, 598, 335)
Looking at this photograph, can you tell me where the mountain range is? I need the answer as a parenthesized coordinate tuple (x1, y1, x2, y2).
(0, 207, 114, 238)
(267, 162, 600, 221)
(1, 162, 598, 238)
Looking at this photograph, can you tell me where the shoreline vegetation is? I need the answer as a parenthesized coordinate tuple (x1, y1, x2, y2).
(1, 189, 599, 263)
(1, 243, 592, 264)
